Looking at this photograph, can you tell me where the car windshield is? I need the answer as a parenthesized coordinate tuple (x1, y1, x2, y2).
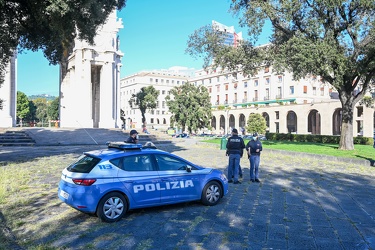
(67, 154, 101, 173)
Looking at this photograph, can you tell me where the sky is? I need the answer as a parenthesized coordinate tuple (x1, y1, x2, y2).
(16, 0, 271, 97)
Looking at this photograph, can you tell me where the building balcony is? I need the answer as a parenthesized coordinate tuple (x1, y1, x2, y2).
(264, 96, 270, 101)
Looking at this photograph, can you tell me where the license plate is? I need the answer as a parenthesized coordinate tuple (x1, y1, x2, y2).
(60, 190, 69, 199)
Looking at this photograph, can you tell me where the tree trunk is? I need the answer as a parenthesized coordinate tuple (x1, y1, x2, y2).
(338, 92, 355, 150)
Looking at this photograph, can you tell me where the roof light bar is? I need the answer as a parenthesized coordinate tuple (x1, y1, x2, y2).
(106, 142, 143, 149)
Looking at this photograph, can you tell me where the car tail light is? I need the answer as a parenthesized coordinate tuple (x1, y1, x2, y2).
(72, 179, 97, 186)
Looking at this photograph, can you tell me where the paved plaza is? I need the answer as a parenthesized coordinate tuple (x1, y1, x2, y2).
(1, 128, 375, 249)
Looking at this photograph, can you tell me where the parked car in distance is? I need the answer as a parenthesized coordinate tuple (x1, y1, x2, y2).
(58, 142, 228, 222)
(174, 133, 189, 138)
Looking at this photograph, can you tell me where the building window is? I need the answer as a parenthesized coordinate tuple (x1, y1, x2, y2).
(303, 85, 308, 94)
(166, 80, 169, 83)
(225, 84, 228, 91)
(254, 90, 258, 101)
(217, 85, 220, 92)
(313, 87, 316, 95)
(161, 79, 164, 83)
(150, 78, 153, 83)
(244, 82, 248, 88)
(217, 76, 220, 82)
(277, 87, 282, 99)
(275, 111, 279, 119)
(172, 80, 174, 84)
(265, 88, 270, 100)
(290, 86, 294, 95)
(265, 66, 270, 73)
(254, 79, 259, 86)
(162, 101, 165, 108)
(209, 78, 212, 83)
(151, 118, 154, 123)
(265, 77, 270, 85)
(162, 90, 165, 95)
(177, 81, 180, 84)
(278, 75, 283, 83)
(320, 87, 324, 96)
(209, 87, 212, 93)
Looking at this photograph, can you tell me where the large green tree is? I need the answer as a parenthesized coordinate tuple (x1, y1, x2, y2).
(246, 113, 267, 135)
(166, 82, 212, 134)
(47, 97, 60, 121)
(187, 0, 375, 150)
(129, 86, 159, 127)
(33, 98, 48, 123)
(0, 0, 126, 108)
(16, 91, 30, 125)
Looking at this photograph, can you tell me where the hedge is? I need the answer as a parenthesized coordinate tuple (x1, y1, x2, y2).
(265, 132, 374, 145)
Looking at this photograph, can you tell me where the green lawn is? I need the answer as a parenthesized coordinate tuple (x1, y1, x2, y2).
(203, 138, 375, 161)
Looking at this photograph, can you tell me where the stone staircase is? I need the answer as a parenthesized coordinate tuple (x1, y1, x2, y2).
(0, 130, 36, 146)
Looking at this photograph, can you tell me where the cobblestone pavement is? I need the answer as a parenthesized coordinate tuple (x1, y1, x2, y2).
(1, 128, 375, 249)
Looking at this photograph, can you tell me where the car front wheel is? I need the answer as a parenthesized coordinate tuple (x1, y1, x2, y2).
(201, 181, 222, 206)
(97, 192, 127, 223)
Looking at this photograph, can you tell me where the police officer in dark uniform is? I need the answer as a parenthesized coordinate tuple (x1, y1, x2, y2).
(246, 132, 263, 182)
(226, 128, 245, 184)
(125, 130, 139, 144)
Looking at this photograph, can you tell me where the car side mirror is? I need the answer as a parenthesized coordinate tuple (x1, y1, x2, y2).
(186, 166, 192, 172)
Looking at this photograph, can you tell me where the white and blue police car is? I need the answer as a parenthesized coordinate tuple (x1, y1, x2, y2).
(58, 142, 228, 222)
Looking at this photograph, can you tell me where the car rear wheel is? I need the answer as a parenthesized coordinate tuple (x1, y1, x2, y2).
(97, 192, 127, 223)
(201, 181, 222, 206)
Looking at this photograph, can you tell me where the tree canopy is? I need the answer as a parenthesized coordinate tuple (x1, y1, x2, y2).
(246, 113, 267, 135)
(129, 86, 159, 126)
(187, 0, 375, 150)
(166, 82, 212, 134)
(16, 91, 29, 121)
(0, 0, 126, 88)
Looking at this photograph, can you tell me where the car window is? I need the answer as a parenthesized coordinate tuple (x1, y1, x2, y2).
(67, 154, 101, 173)
(109, 157, 122, 168)
(121, 154, 154, 171)
(155, 154, 193, 171)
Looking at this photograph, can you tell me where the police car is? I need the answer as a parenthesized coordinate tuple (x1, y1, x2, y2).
(58, 142, 228, 222)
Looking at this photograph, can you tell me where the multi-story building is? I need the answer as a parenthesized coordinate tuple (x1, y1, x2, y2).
(120, 20, 374, 137)
(121, 64, 374, 137)
(120, 68, 191, 131)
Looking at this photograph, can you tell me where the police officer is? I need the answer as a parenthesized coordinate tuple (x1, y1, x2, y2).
(125, 129, 139, 144)
(226, 128, 245, 184)
(246, 132, 263, 183)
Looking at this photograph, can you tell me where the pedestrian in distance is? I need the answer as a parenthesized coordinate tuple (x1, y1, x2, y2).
(125, 129, 139, 144)
(226, 128, 245, 184)
(246, 132, 263, 183)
